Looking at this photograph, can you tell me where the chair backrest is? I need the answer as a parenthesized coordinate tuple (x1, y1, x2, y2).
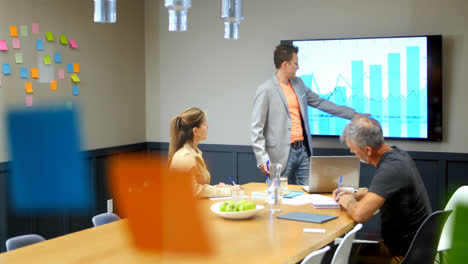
(92, 212, 121, 227)
(401, 210, 452, 264)
(438, 185, 468, 252)
(331, 223, 363, 264)
(301, 246, 331, 264)
(5, 234, 46, 251)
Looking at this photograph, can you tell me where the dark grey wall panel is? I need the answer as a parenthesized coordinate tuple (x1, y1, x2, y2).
(237, 152, 264, 184)
(2, 142, 468, 253)
(414, 159, 445, 210)
(447, 160, 468, 201)
(203, 151, 236, 185)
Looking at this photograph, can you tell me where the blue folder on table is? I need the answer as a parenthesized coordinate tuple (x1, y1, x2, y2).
(277, 212, 337, 223)
(283, 190, 304, 198)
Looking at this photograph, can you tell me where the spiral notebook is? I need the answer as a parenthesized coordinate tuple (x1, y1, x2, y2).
(309, 194, 340, 209)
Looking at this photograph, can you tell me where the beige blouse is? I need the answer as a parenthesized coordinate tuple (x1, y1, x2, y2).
(170, 143, 231, 198)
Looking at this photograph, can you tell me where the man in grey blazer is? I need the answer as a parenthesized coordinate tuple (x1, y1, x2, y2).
(251, 44, 366, 185)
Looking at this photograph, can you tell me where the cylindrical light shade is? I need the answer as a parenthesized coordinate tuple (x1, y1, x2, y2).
(165, 0, 192, 32)
(94, 0, 117, 23)
(221, 0, 243, 39)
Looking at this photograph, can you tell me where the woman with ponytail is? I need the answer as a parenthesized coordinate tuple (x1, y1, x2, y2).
(169, 107, 241, 198)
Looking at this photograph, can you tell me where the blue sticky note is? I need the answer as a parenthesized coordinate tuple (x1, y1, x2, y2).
(20, 67, 28, 78)
(3, 64, 11, 75)
(36, 39, 44, 50)
(54, 52, 62, 63)
(6, 106, 91, 213)
(73, 85, 79, 95)
(67, 63, 73, 73)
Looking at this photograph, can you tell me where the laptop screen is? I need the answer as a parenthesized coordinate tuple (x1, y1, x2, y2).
(307, 156, 360, 192)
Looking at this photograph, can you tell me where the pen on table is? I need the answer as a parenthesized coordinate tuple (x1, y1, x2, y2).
(336, 175, 343, 201)
(265, 160, 270, 185)
(229, 176, 236, 186)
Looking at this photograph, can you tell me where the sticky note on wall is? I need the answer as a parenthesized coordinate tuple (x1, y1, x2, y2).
(44, 55, 51, 65)
(73, 63, 80, 73)
(0, 40, 8, 51)
(46, 32, 54, 42)
(54, 53, 62, 63)
(32, 23, 39, 34)
(60, 35, 68, 45)
(31, 68, 39, 79)
(36, 40, 44, 51)
(26, 96, 33, 107)
(20, 67, 28, 79)
(12, 38, 20, 49)
(71, 74, 80, 83)
(20, 25, 28, 36)
(3, 64, 11, 75)
(67, 64, 73, 73)
(72, 85, 79, 95)
(25, 82, 33, 94)
(50, 80, 57, 91)
(10, 26, 18, 37)
(69, 40, 78, 49)
(15, 53, 23, 64)
(58, 69, 65, 80)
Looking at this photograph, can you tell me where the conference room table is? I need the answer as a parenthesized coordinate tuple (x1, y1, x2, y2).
(0, 183, 355, 264)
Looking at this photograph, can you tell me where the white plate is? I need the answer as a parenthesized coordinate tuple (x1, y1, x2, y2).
(210, 201, 265, 220)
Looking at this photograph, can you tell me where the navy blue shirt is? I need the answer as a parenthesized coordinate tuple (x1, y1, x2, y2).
(369, 147, 432, 256)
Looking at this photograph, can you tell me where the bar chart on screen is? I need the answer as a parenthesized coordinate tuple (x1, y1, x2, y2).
(293, 36, 429, 139)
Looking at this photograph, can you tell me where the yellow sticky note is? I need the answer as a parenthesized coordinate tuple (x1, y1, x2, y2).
(31, 68, 39, 79)
(45, 32, 54, 42)
(10, 26, 18, 37)
(73, 63, 80, 73)
(50, 80, 57, 91)
(44, 55, 51, 65)
(60, 35, 68, 45)
(25, 83, 33, 94)
(70, 74, 80, 83)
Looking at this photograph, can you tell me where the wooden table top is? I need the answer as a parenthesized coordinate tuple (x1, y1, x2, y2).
(0, 183, 354, 264)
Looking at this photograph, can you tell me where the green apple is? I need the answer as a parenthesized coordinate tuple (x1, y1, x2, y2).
(246, 201, 256, 210)
(220, 202, 228, 212)
(226, 201, 237, 212)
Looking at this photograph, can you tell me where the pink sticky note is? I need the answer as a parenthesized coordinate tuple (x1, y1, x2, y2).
(0, 40, 8, 51)
(58, 69, 65, 80)
(26, 96, 33, 107)
(69, 40, 78, 49)
(0, 76, 2, 87)
(32, 23, 39, 34)
(12, 38, 20, 49)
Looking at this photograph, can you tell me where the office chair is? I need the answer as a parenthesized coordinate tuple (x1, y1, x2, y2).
(301, 245, 330, 264)
(5, 234, 46, 251)
(438, 186, 468, 252)
(92, 212, 121, 227)
(331, 223, 363, 264)
(400, 210, 452, 264)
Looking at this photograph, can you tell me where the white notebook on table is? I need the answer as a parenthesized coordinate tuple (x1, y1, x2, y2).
(309, 194, 339, 209)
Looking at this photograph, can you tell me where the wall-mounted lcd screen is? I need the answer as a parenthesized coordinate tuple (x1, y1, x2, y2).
(281, 35, 442, 140)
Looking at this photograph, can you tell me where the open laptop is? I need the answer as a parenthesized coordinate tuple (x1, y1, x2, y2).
(302, 156, 360, 193)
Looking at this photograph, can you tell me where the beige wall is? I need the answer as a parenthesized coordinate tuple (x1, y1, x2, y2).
(146, 0, 468, 153)
(0, 0, 146, 162)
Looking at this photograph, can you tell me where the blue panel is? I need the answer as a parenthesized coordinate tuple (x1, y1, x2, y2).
(6, 105, 91, 213)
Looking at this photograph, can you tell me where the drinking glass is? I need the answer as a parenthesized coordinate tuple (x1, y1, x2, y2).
(267, 163, 282, 212)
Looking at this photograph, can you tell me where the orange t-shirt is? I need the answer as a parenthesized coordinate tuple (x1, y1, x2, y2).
(279, 81, 304, 143)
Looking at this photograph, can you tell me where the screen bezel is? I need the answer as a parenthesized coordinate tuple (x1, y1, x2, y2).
(281, 35, 443, 141)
